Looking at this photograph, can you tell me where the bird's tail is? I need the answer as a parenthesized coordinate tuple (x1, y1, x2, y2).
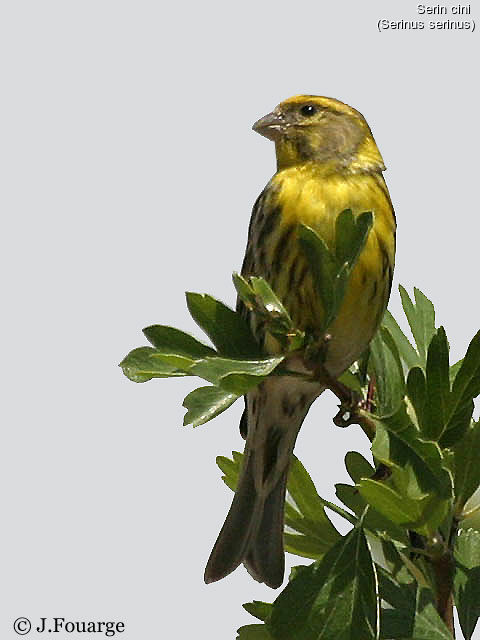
(205, 378, 321, 588)
(203, 437, 289, 589)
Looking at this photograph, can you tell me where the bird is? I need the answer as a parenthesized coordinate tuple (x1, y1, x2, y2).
(204, 95, 396, 589)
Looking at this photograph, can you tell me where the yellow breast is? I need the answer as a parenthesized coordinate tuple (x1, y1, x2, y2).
(263, 164, 396, 375)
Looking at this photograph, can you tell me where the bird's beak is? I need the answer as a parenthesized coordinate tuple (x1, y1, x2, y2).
(252, 111, 285, 141)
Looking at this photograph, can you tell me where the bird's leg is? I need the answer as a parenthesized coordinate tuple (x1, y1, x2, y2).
(302, 331, 377, 439)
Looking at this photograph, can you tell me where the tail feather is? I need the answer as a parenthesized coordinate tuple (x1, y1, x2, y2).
(204, 454, 261, 584)
(204, 443, 290, 589)
(205, 378, 319, 588)
(244, 469, 288, 589)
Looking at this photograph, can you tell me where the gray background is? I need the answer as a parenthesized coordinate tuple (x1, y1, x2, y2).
(2, 1, 478, 638)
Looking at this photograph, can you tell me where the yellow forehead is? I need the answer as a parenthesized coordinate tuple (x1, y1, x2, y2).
(278, 95, 360, 118)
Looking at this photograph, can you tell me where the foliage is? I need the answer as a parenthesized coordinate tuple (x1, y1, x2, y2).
(120, 211, 480, 639)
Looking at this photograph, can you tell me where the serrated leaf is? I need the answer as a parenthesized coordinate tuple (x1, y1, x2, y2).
(190, 355, 284, 394)
(442, 330, 480, 447)
(243, 601, 273, 623)
(359, 479, 424, 527)
(377, 564, 415, 609)
(413, 588, 454, 639)
(186, 292, 260, 357)
(450, 358, 464, 384)
(381, 309, 420, 372)
(368, 407, 452, 535)
(335, 482, 409, 544)
(378, 569, 453, 639)
(454, 420, 480, 511)
(270, 526, 378, 640)
(119, 346, 187, 382)
(369, 327, 405, 417)
(371, 406, 452, 501)
(454, 528, 480, 640)
(182, 385, 239, 427)
(216, 451, 242, 491)
(236, 624, 274, 640)
(142, 324, 216, 357)
(380, 540, 426, 587)
(284, 456, 342, 556)
(288, 456, 337, 524)
(399, 286, 436, 367)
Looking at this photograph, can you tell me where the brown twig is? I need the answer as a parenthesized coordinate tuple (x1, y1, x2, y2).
(431, 550, 455, 637)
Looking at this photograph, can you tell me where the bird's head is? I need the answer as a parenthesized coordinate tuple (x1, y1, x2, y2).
(253, 95, 385, 173)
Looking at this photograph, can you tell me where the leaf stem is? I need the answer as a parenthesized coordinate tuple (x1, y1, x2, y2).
(320, 500, 357, 526)
(460, 502, 480, 520)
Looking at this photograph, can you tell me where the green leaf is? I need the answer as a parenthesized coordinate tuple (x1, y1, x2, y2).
(461, 497, 480, 532)
(250, 276, 292, 322)
(450, 357, 464, 384)
(399, 286, 436, 367)
(378, 568, 453, 639)
(345, 451, 375, 483)
(236, 624, 274, 640)
(335, 483, 366, 516)
(369, 327, 405, 417)
(454, 528, 480, 640)
(243, 601, 273, 623)
(270, 526, 378, 640)
(233, 274, 305, 350)
(370, 406, 452, 501)
(232, 272, 257, 309)
(381, 309, 420, 372)
(284, 533, 329, 560)
(335, 482, 409, 545)
(337, 369, 364, 394)
(185, 292, 260, 357)
(149, 352, 197, 371)
(182, 386, 239, 427)
(298, 224, 337, 329)
(298, 212, 372, 335)
(359, 479, 426, 528)
(119, 346, 188, 382)
(380, 540, 427, 588)
(216, 452, 343, 559)
(406, 366, 426, 430)
(367, 406, 452, 534)
(442, 330, 480, 447)
(284, 456, 342, 558)
(143, 324, 216, 357)
(421, 327, 451, 441)
(189, 355, 284, 394)
(335, 209, 373, 268)
(454, 529, 480, 640)
(216, 450, 243, 491)
(454, 420, 480, 511)
(299, 211, 373, 335)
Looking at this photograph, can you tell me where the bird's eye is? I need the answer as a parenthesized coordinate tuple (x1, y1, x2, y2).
(300, 104, 317, 117)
